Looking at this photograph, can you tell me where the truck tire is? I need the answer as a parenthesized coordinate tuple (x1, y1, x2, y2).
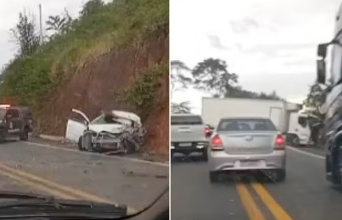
(19, 127, 29, 141)
(292, 136, 300, 147)
(286, 134, 299, 147)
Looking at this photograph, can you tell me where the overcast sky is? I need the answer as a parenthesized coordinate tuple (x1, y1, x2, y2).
(171, 0, 342, 114)
(0, 0, 90, 69)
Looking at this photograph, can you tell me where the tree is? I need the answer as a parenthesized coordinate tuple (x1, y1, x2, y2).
(46, 16, 66, 32)
(46, 9, 72, 34)
(10, 12, 40, 56)
(171, 101, 192, 114)
(80, 0, 104, 17)
(192, 58, 238, 97)
(305, 83, 324, 107)
(170, 60, 192, 94)
(304, 83, 325, 118)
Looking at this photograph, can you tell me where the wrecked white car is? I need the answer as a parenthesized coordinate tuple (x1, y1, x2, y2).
(65, 109, 146, 154)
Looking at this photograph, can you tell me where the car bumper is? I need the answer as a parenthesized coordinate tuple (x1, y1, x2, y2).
(208, 150, 286, 172)
(170, 141, 209, 154)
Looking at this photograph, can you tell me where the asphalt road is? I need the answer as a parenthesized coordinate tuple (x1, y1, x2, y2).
(171, 147, 342, 220)
(0, 140, 168, 212)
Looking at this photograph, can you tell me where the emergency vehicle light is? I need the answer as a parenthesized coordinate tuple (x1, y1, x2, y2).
(0, 104, 11, 109)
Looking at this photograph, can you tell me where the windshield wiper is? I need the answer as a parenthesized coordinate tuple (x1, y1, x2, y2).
(0, 191, 53, 201)
(0, 191, 127, 218)
(0, 186, 169, 219)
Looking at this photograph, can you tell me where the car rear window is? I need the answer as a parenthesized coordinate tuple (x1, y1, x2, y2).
(171, 115, 203, 125)
(217, 118, 276, 131)
(0, 109, 6, 119)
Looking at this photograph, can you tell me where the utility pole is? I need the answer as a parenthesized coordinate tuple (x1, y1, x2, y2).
(39, 4, 43, 45)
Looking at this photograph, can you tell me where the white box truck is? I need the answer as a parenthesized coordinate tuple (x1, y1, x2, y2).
(201, 97, 312, 146)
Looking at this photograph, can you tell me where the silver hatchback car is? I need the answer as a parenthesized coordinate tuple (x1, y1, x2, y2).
(208, 117, 286, 182)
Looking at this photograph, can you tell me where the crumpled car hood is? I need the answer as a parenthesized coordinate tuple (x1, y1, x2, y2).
(88, 124, 126, 134)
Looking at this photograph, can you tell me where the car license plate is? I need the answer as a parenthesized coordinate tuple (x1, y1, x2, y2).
(179, 143, 192, 147)
(240, 160, 259, 167)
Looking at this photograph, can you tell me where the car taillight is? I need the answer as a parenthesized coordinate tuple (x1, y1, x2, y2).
(274, 135, 285, 150)
(210, 135, 223, 151)
(204, 127, 210, 135)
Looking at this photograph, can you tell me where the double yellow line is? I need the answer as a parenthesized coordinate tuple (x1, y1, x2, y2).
(0, 162, 136, 214)
(236, 182, 294, 220)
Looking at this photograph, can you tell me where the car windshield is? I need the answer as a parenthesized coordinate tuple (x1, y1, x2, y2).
(0, 0, 169, 218)
(217, 118, 277, 131)
(91, 114, 133, 126)
(171, 115, 203, 125)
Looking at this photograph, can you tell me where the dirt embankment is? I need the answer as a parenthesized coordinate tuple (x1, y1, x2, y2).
(36, 31, 169, 155)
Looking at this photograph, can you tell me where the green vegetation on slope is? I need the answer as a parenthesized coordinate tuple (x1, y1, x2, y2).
(114, 62, 168, 119)
(0, 0, 169, 110)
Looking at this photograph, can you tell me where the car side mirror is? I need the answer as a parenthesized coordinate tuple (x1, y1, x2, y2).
(317, 59, 326, 84)
(318, 44, 327, 58)
(317, 44, 328, 84)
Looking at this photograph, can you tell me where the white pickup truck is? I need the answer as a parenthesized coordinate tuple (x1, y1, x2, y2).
(170, 114, 210, 160)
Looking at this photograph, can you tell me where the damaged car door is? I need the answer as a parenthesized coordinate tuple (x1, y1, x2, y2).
(65, 109, 90, 143)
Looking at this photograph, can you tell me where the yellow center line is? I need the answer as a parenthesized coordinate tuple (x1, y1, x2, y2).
(0, 166, 78, 200)
(252, 182, 294, 220)
(236, 182, 266, 220)
(0, 163, 137, 214)
(0, 163, 111, 203)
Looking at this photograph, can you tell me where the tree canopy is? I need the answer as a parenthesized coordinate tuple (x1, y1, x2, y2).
(171, 58, 282, 101)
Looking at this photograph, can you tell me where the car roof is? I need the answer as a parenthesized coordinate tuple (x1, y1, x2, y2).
(9, 106, 30, 111)
(171, 114, 201, 117)
(219, 117, 270, 120)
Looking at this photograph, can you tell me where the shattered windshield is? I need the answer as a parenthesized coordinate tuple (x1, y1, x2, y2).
(0, 0, 169, 218)
(91, 114, 134, 126)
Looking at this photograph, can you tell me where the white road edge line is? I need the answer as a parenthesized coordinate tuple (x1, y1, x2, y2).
(23, 141, 169, 167)
(286, 146, 325, 160)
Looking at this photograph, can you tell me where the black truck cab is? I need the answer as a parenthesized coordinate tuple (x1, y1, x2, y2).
(316, 3, 342, 186)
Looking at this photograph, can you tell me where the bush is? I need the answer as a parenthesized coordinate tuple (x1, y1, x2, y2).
(114, 62, 168, 119)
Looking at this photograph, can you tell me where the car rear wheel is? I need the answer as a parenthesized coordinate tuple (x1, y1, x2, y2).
(275, 169, 286, 182)
(19, 128, 29, 141)
(209, 171, 219, 183)
(202, 149, 208, 161)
